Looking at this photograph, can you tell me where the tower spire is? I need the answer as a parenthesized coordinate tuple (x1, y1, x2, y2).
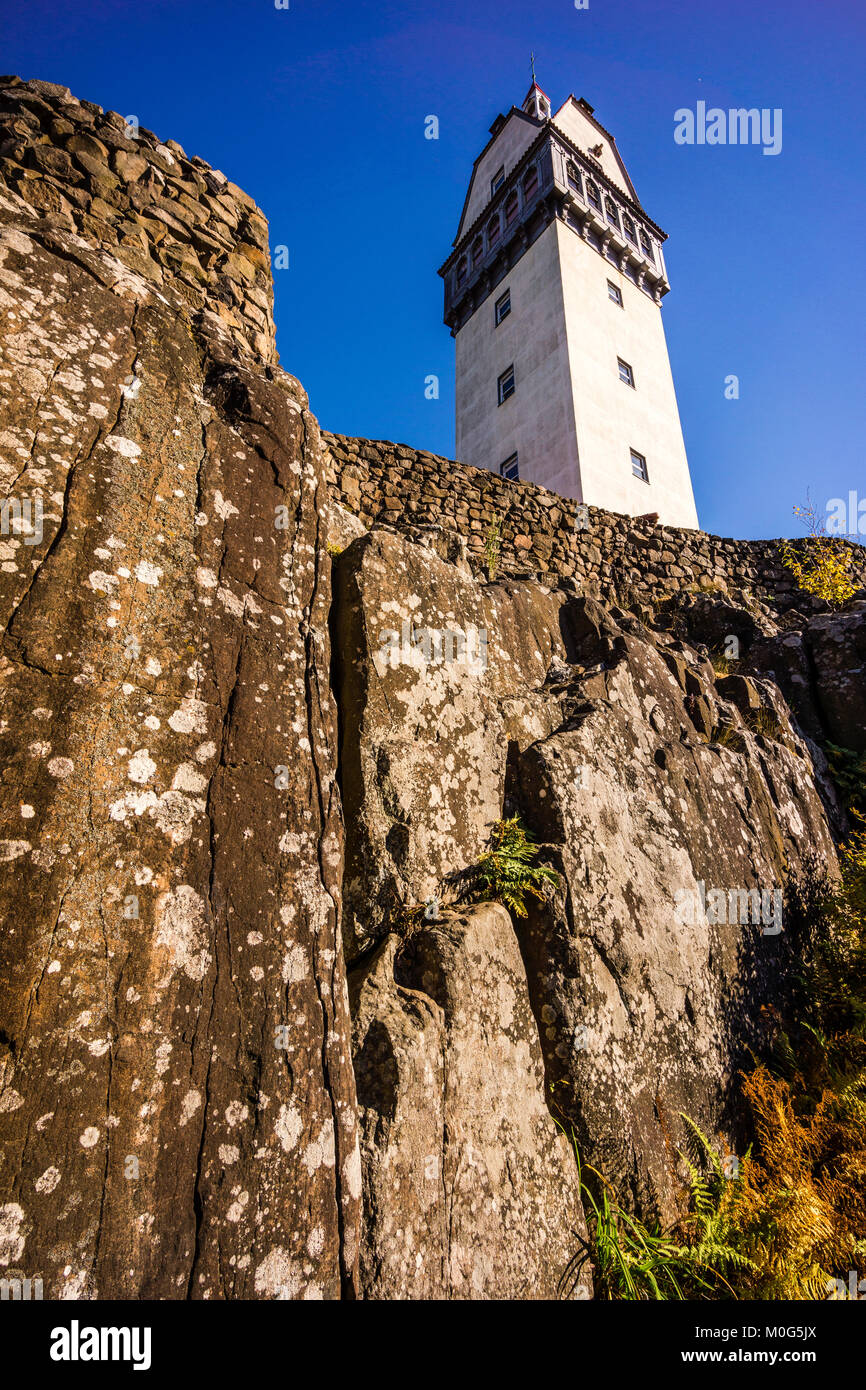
(522, 58, 548, 120)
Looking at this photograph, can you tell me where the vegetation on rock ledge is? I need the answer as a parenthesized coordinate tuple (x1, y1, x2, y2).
(470, 816, 558, 919)
(563, 819, 866, 1299)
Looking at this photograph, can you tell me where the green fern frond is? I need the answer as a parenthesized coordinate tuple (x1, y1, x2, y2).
(470, 815, 559, 918)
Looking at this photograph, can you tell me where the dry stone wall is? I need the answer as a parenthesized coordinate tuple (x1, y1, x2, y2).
(324, 432, 866, 615)
(0, 76, 275, 365)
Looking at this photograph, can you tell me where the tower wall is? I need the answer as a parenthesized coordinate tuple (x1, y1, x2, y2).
(552, 100, 632, 196)
(457, 112, 539, 239)
(455, 221, 580, 497)
(558, 222, 699, 526)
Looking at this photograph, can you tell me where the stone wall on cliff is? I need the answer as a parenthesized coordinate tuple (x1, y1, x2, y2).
(324, 432, 866, 616)
(0, 75, 275, 365)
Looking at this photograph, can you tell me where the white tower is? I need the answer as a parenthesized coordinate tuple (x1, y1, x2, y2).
(440, 83, 699, 528)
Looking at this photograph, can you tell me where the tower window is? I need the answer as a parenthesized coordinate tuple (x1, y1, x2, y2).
(487, 213, 501, 245)
(586, 179, 601, 210)
(523, 165, 539, 202)
(622, 213, 637, 244)
(471, 236, 483, 267)
(607, 280, 623, 306)
(500, 452, 519, 481)
(497, 365, 516, 405)
(618, 358, 635, 388)
(640, 231, 655, 263)
(631, 449, 649, 482)
(491, 166, 505, 196)
(605, 198, 620, 230)
(495, 289, 511, 326)
(566, 161, 582, 194)
(456, 257, 467, 287)
(505, 191, 519, 225)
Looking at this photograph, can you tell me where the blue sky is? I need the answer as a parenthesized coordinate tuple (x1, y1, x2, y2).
(3, 0, 864, 540)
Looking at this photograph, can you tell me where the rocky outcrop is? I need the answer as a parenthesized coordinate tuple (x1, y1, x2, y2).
(510, 623, 833, 1217)
(0, 79, 358, 1300)
(0, 77, 861, 1300)
(350, 904, 590, 1300)
(332, 527, 838, 1220)
(749, 604, 866, 755)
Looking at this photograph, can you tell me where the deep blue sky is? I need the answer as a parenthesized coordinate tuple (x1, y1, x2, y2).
(3, 0, 864, 540)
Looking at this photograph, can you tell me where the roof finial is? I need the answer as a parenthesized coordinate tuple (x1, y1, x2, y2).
(530, 50, 537, 85)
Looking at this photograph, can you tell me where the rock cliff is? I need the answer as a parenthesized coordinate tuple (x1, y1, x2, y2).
(0, 78, 862, 1300)
(0, 77, 356, 1300)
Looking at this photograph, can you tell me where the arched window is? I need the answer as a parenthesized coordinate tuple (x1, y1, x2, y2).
(566, 161, 582, 195)
(487, 213, 501, 245)
(622, 213, 636, 244)
(471, 237, 483, 266)
(523, 165, 539, 202)
(505, 191, 519, 225)
(456, 256, 467, 287)
(605, 198, 620, 230)
(586, 178, 601, 210)
(640, 230, 655, 263)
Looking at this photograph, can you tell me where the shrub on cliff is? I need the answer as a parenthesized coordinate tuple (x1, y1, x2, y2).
(778, 501, 858, 608)
(826, 744, 866, 816)
(685, 823, 866, 1298)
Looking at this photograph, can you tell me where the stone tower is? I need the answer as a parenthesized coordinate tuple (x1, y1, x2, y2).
(440, 83, 699, 528)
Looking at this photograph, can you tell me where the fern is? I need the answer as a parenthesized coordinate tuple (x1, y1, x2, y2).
(556, 1124, 734, 1300)
(471, 815, 558, 918)
(560, 816, 866, 1300)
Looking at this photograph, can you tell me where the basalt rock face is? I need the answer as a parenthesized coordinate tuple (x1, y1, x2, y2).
(350, 904, 591, 1300)
(749, 604, 866, 756)
(331, 529, 838, 1223)
(0, 79, 358, 1300)
(0, 77, 860, 1301)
